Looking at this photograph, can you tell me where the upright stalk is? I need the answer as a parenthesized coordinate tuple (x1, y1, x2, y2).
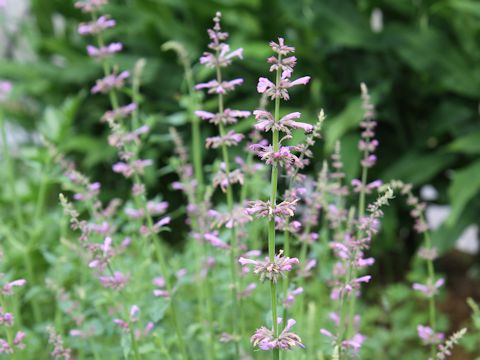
(0, 111, 42, 324)
(268, 54, 283, 360)
(215, 59, 241, 358)
(421, 214, 437, 359)
(346, 159, 368, 338)
(89, 16, 188, 357)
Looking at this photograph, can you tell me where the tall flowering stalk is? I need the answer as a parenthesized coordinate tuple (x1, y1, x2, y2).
(0, 274, 27, 358)
(162, 41, 205, 201)
(243, 38, 311, 359)
(195, 12, 249, 356)
(319, 86, 383, 358)
(169, 127, 216, 359)
(346, 83, 381, 337)
(385, 180, 444, 359)
(75, 1, 188, 358)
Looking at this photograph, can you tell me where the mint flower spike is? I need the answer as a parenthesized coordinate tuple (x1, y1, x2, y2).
(246, 36, 311, 359)
(195, 12, 250, 357)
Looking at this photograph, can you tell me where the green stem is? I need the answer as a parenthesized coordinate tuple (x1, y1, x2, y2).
(1, 296, 17, 360)
(296, 225, 311, 336)
(346, 153, 368, 339)
(91, 17, 188, 357)
(129, 326, 141, 360)
(0, 112, 25, 231)
(268, 54, 282, 360)
(89, 339, 102, 360)
(177, 51, 215, 358)
(421, 214, 437, 360)
(183, 58, 204, 201)
(215, 55, 240, 358)
(105, 264, 141, 360)
(139, 189, 189, 360)
(0, 112, 42, 325)
(202, 242, 216, 360)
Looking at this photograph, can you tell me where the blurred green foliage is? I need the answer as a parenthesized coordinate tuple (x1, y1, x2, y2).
(1, 0, 480, 274)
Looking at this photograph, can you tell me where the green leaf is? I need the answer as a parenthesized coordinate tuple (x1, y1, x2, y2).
(433, 206, 477, 252)
(382, 151, 456, 185)
(443, 0, 480, 17)
(149, 301, 168, 322)
(448, 131, 480, 154)
(324, 98, 362, 153)
(121, 333, 132, 359)
(447, 160, 480, 225)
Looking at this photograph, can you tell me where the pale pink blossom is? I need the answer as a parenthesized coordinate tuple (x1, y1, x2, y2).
(91, 71, 129, 94)
(74, 0, 107, 13)
(195, 78, 244, 94)
(251, 318, 303, 350)
(78, 16, 115, 35)
(239, 250, 299, 283)
(195, 109, 250, 125)
(87, 43, 122, 59)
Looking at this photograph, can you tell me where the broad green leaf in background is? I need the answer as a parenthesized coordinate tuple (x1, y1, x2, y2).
(324, 97, 362, 153)
(448, 131, 480, 154)
(447, 160, 480, 226)
(381, 151, 456, 185)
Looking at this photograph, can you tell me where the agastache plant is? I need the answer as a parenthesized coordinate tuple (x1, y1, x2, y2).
(73, 0, 189, 358)
(195, 12, 250, 356)
(0, 273, 27, 358)
(384, 179, 445, 359)
(318, 85, 387, 358)
(344, 83, 382, 340)
(243, 37, 311, 359)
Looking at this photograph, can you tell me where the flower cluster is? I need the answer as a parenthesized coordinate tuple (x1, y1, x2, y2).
(0, 278, 26, 355)
(254, 110, 313, 135)
(48, 326, 72, 360)
(195, 109, 250, 126)
(251, 319, 304, 350)
(239, 250, 299, 283)
(74, 0, 107, 13)
(0, 81, 12, 102)
(357, 83, 378, 169)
